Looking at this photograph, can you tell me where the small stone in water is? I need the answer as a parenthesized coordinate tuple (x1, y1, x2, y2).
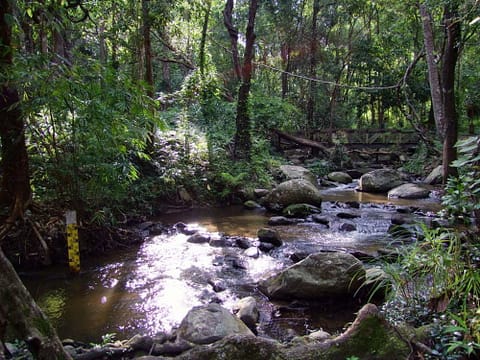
(258, 242, 275, 252)
(235, 237, 252, 249)
(244, 247, 259, 258)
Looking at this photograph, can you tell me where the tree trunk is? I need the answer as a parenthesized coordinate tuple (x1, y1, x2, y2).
(306, 0, 320, 134)
(419, 4, 445, 138)
(0, 0, 32, 225)
(280, 42, 290, 98)
(142, 0, 155, 151)
(419, 3, 459, 181)
(199, 0, 212, 77)
(441, 4, 459, 179)
(0, 249, 72, 360)
(223, 0, 242, 82)
(233, 0, 258, 160)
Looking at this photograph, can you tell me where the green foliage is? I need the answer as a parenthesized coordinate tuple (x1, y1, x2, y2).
(249, 93, 302, 135)
(23, 55, 159, 218)
(215, 172, 248, 202)
(207, 138, 278, 204)
(307, 159, 334, 178)
(442, 136, 480, 224)
(380, 224, 480, 358)
(402, 142, 430, 175)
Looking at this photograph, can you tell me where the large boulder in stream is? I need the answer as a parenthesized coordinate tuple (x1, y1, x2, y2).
(176, 303, 254, 345)
(358, 169, 404, 193)
(278, 165, 317, 185)
(424, 165, 443, 185)
(259, 252, 365, 300)
(327, 171, 353, 184)
(388, 183, 431, 199)
(170, 304, 410, 360)
(262, 179, 322, 211)
(282, 203, 320, 218)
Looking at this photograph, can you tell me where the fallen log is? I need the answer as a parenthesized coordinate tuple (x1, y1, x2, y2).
(272, 129, 331, 156)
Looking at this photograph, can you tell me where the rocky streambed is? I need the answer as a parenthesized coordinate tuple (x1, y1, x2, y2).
(17, 166, 443, 359)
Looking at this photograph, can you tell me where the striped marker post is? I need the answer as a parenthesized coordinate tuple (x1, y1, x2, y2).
(66, 210, 80, 273)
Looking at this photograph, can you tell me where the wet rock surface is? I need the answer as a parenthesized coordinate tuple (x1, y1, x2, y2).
(176, 303, 254, 345)
(388, 183, 431, 199)
(50, 303, 409, 359)
(262, 179, 322, 211)
(358, 169, 405, 193)
(259, 252, 365, 300)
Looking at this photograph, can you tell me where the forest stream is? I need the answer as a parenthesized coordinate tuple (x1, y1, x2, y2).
(21, 182, 441, 344)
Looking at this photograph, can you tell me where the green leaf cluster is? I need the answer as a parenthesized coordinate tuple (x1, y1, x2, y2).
(442, 136, 480, 224)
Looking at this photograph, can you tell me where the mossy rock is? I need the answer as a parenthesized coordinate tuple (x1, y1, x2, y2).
(170, 304, 410, 360)
(244, 200, 262, 210)
(282, 203, 321, 218)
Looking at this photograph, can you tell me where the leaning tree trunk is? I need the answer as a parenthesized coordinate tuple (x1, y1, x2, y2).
(233, 0, 258, 161)
(0, 0, 32, 227)
(0, 249, 72, 359)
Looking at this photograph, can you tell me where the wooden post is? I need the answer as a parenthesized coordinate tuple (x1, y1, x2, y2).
(65, 211, 80, 273)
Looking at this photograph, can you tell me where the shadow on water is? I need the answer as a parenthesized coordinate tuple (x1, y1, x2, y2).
(21, 186, 441, 343)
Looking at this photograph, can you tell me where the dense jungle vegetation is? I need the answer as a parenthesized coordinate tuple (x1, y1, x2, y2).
(1, 0, 480, 359)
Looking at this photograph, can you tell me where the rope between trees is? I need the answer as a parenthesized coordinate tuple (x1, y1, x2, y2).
(255, 62, 401, 91)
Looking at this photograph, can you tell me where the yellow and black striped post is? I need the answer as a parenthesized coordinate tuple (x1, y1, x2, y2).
(66, 210, 80, 273)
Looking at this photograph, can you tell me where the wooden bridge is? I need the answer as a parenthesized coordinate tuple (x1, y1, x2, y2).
(271, 128, 421, 159)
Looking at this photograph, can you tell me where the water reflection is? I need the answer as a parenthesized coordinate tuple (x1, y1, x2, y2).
(21, 188, 441, 342)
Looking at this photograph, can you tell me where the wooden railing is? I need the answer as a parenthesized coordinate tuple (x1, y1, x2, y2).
(305, 128, 420, 146)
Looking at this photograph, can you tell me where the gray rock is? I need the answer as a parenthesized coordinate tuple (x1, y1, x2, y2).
(176, 303, 254, 345)
(257, 228, 282, 246)
(306, 329, 331, 341)
(187, 232, 211, 244)
(208, 279, 227, 293)
(235, 237, 252, 249)
(267, 216, 300, 226)
(260, 252, 365, 300)
(358, 169, 404, 193)
(172, 304, 410, 360)
(282, 203, 320, 218)
(254, 188, 270, 198)
(234, 296, 259, 332)
(327, 171, 352, 184)
(259, 242, 275, 252)
(126, 334, 153, 351)
(388, 183, 431, 199)
(262, 179, 322, 211)
(63, 345, 77, 357)
(338, 221, 357, 232)
(151, 339, 193, 356)
(279, 165, 317, 185)
(209, 236, 230, 247)
(244, 200, 262, 210)
(424, 165, 443, 185)
(336, 211, 359, 219)
(311, 214, 331, 226)
(244, 247, 260, 258)
(391, 213, 414, 225)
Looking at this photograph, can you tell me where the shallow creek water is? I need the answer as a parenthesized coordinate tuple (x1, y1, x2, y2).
(21, 184, 441, 343)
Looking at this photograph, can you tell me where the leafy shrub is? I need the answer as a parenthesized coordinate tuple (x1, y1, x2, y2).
(442, 136, 480, 225)
(380, 225, 480, 358)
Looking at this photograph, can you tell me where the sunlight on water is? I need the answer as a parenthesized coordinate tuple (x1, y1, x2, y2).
(123, 226, 284, 335)
(23, 192, 441, 342)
